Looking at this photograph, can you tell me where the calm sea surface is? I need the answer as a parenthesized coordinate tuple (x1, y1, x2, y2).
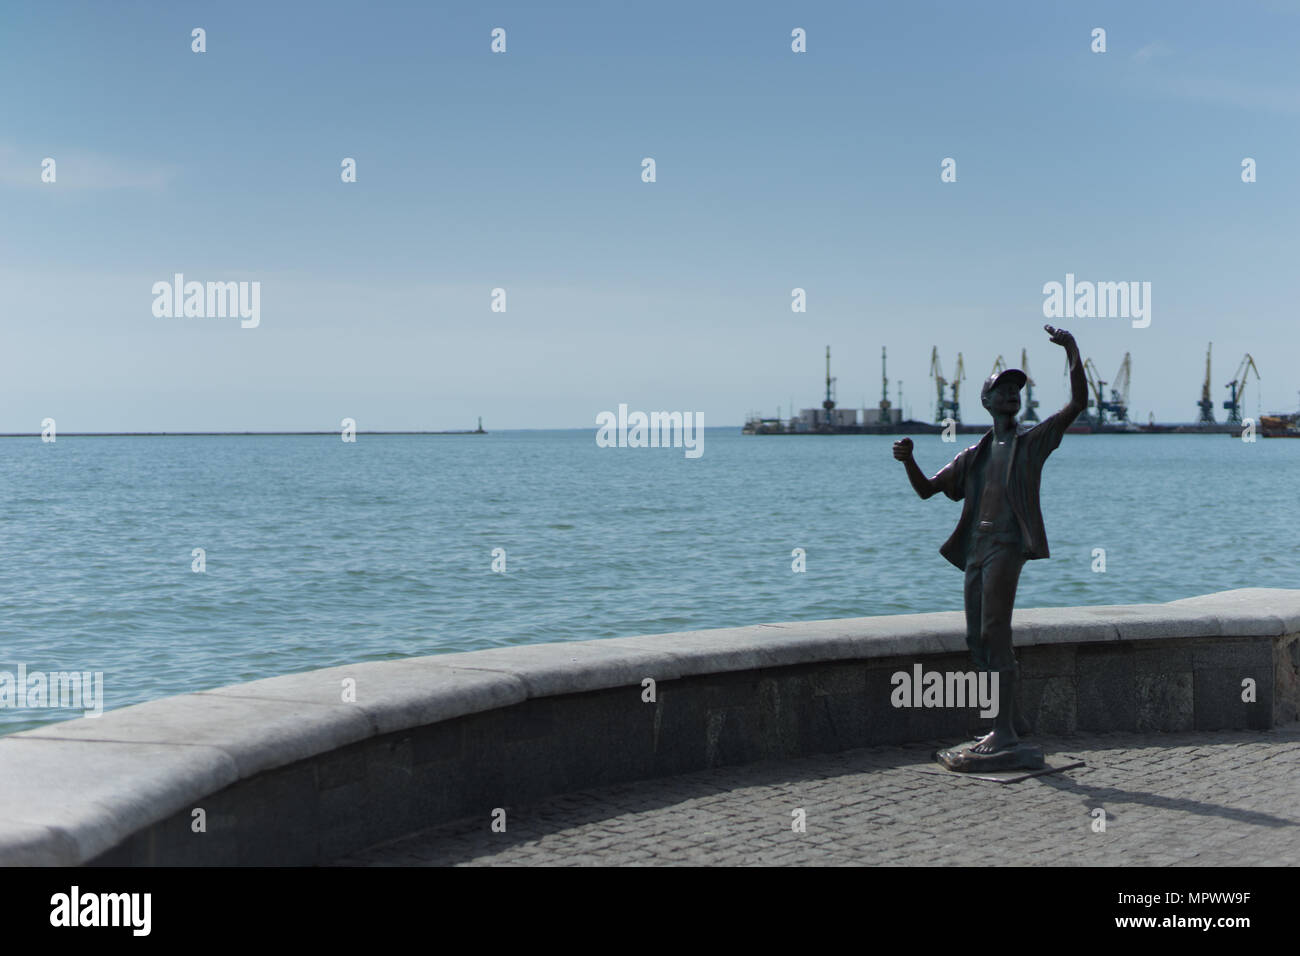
(2, 429, 1296, 734)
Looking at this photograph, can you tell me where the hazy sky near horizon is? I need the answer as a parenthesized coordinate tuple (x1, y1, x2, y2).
(3, 0, 1299, 431)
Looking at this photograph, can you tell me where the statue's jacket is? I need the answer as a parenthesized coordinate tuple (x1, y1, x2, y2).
(932, 408, 1080, 571)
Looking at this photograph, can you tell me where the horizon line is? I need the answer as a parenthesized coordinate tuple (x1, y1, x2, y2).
(0, 427, 748, 437)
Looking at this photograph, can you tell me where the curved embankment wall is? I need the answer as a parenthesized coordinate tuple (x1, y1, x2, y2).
(1, 587, 1297, 866)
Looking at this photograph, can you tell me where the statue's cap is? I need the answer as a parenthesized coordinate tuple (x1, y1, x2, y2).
(981, 368, 1027, 401)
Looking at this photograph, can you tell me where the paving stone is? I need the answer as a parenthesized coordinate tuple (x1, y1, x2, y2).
(331, 723, 1300, 866)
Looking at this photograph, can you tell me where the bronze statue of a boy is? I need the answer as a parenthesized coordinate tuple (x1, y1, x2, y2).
(893, 324, 1087, 770)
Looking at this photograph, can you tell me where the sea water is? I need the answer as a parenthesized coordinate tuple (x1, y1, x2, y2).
(1, 429, 1295, 734)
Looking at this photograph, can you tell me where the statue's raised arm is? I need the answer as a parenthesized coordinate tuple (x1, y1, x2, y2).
(1044, 324, 1087, 423)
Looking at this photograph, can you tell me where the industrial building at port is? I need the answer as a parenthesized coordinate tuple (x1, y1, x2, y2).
(743, 344, 1297, 437)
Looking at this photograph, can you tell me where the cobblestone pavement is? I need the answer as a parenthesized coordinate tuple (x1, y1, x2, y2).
(333, 724, 1300, 866)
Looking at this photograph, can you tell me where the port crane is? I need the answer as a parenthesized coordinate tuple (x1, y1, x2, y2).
(990, 355, 1006, 377)
(1021, 348, 1040, 423)
(1223, 353, 1260, 425)
(1197, 343, 1215, 424)
(1083, 355, 1131, 426)
(1083, 359, 1107, 426)
(1108, 353, 1132, 423)
(929, 348, 965, 423)
(950, 353, 965, 423)
(930, 347, 946, 423)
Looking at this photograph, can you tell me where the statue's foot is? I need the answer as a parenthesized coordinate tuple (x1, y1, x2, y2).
(970, 714, 1031, 740)
(970, 728, 1019, 754)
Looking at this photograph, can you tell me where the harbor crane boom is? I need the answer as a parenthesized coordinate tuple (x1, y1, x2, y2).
(1082, 355, 1130, 426)
(929, 348, 966, 424)
(1021, 348, 1040, 423)
(950, 353, 965, 424)
(1109, 353, 1132, 423)
(1083, 358, 1107, 426)
(1223, 353, 1260, 425)
(1197, 343, 1215, 424)
(929, 347, 948, 424)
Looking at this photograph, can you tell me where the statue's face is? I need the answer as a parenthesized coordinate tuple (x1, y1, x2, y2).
(984, 379, 1021, 416)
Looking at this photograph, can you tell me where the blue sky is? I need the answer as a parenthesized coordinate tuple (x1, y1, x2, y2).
(3, 0, 1299, 430)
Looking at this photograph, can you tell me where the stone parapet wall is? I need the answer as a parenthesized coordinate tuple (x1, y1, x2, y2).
(1, 588, 1296, 866)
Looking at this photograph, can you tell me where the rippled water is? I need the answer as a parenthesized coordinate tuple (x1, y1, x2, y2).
(2, 430, 1296, 734)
